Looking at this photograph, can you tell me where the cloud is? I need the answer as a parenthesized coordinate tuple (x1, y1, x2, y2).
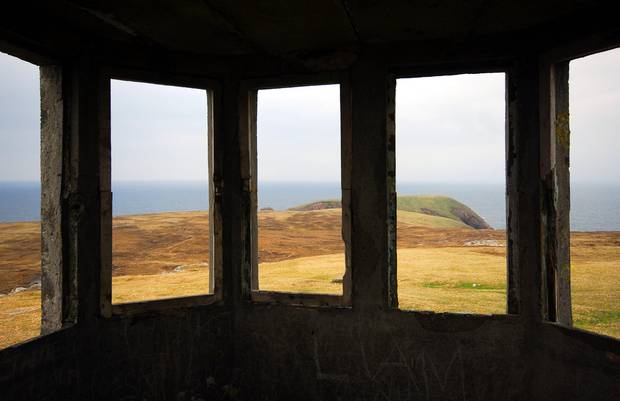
(1, 47, 620, 185)
(396, 73, 505, 183)
(570, 47, 620, 183)
(0, 52, 40, 181)
(257, 85, 341, 183)
(110, 79, 208, 182)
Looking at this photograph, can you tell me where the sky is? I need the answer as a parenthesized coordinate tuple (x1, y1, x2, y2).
(110, 80, 208, 182)
(570, 48, 620, 183)
(257, 85, 341, 182)
(396, 73, 505, 183)
(0, 52, 40, 181)
(0, 48, 619, 184)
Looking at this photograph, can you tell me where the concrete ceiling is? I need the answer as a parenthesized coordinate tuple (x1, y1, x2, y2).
(41, 0, 602, 56)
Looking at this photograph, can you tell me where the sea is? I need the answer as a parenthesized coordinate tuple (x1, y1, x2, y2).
(1, 181, 620, 231)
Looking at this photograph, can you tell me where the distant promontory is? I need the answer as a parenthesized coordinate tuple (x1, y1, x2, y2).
(288, 195, 491, 230)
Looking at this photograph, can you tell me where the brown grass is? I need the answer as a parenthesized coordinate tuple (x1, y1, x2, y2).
(0, 209, 618, 349)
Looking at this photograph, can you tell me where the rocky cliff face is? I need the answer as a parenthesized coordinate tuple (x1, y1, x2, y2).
(449, 206, 491, 229)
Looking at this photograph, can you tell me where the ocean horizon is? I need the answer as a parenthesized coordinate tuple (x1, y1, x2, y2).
(1, 180, 619, 231)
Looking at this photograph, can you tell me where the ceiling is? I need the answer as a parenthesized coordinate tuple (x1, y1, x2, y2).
(32, 0, 606, 57)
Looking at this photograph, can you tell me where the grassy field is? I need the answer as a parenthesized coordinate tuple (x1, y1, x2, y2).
(1, 208, 619, 349)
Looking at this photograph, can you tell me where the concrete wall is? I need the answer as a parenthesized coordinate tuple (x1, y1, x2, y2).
(233, 306, 619, 401)
(1, 305, 618, 401)
(0, 305, 233, 400)
(235, 307, 526, 401)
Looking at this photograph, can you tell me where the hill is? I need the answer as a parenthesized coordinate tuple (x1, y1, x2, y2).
(288, 195, 491, 229)
(288, 200, 340, 211)
(396, 195, 491, 229)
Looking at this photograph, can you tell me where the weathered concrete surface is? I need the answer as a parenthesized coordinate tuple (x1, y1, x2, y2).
(0, 327, 80, 400)
(535, 324, 620, 400)
(233, 306, 619, 401)
(40, 65, 65, 334)
(0, 305, 233, 401)
(234, 306, 526, 401)
(1, 305, 618, 401)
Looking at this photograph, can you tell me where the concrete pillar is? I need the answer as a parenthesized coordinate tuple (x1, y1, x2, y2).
(550, 62, 572, 325)
(218, 78, 248, 304)
(506, 55, 568, 322)
(40, 65, 69, 334)
(65, 57, 111, 322)
(343, 59, 397, 310)
(40, 57, 110, 328)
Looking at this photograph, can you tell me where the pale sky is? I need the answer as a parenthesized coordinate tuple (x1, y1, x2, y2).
(0, 48, 619, 183)
(257, 85, 341, 182)
(396, 73, 505, 183)
(570, 48, 620, 183)
(110, 80, 208, 182)
(0, 52, 40, 181)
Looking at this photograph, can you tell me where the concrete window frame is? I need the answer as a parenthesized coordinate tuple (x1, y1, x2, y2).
(540, 39, 620, 330)
(0, 43, 71, 340)
(239, 73, 353, 308)
(390, 65, 511, 315)
(390, 59, 578, 322)
(99, 69, 224, 316)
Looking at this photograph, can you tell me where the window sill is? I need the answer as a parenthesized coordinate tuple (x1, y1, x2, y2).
(111, 293, 221, 316)
(250, 290, 346, 308)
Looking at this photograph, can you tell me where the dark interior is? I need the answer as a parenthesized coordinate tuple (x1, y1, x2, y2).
(1, 1, 619, 400)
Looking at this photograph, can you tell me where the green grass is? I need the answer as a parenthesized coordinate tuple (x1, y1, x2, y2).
(288, 195, 490, 229)
(397, 195, 464, 217)
(423, 281, 506, 292)
(397, 210, 469, 228)
(574, 311, 620, 328)
(397, 195, 490, 228)
(288, 199, 341, 211)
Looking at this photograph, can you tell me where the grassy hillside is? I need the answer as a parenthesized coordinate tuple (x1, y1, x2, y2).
(397, 210, 468, 228)
(289, 195, 491, 229)
(397, 195, 491, 229)
(288, 199, 340, 211)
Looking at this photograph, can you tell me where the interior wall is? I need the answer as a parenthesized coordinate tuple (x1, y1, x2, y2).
(0, 305, 233, 401)
(234, 307, 526, 401)
(233, 306, 620, 401)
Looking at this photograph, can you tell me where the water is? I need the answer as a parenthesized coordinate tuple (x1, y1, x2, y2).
(0, 182, 40, 223)
(1, 181, 620, 231)
(112, 181, 209, 216)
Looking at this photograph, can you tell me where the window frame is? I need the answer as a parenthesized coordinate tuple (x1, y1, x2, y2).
(392, 64, 512, 315)
(240, 73, 352, 307)
(0, 44, 69, 347)
(99, 68, 223, 316)
(543, 40, 620, 335)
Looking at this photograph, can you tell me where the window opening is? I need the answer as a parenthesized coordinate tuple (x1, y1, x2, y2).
(111, 80, 211, 304)
(255, 84, 344, 295)
(569, 47, 620, 338)
(0, 51, 43, 347)
(395, 73, 507, 314)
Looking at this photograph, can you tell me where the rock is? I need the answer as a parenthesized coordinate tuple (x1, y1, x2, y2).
(28, 277, 41, 287)
(464, 239, 503, 247)
(450, 206, 492, 229)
